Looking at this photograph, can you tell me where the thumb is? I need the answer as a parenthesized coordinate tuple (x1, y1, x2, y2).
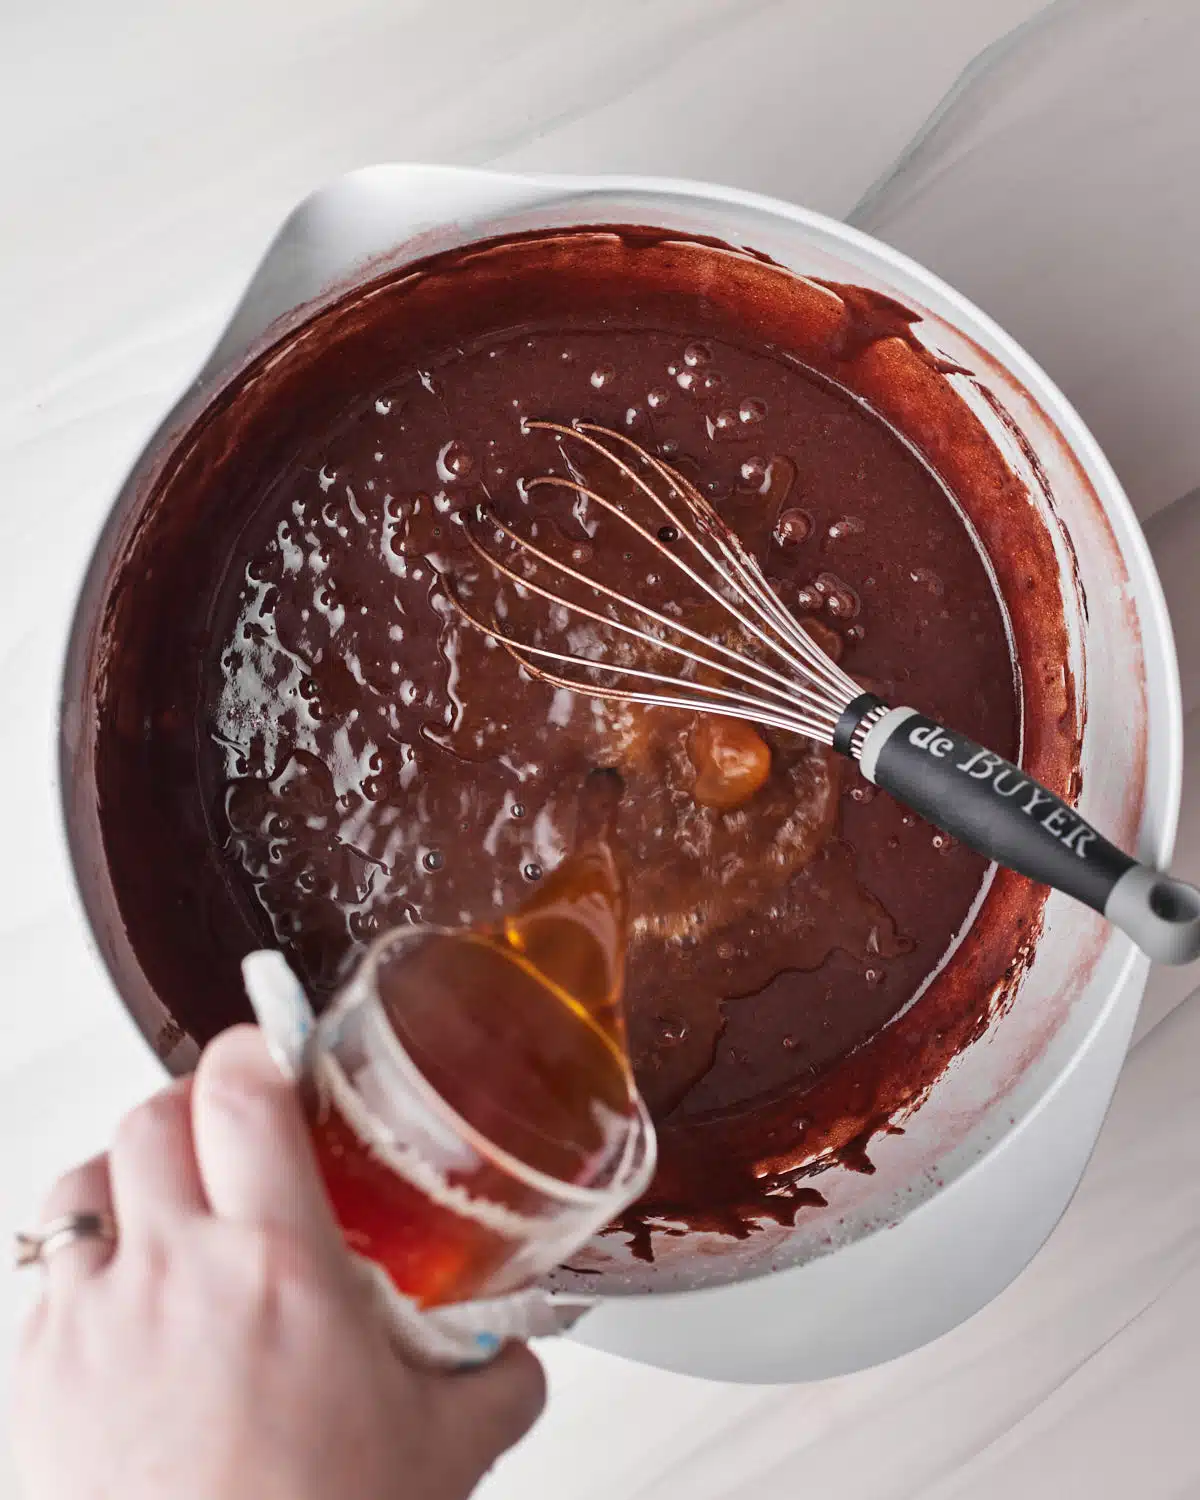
(192, 1024, 343, 1256)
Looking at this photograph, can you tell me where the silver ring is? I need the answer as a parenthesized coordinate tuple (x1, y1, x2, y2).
(14, 1212, 117, 1269)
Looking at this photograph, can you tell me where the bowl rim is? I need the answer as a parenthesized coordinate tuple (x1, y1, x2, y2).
(55, 163, 1185, 1303)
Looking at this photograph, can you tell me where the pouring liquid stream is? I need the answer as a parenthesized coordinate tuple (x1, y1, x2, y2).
(305, 769, 641, 1307)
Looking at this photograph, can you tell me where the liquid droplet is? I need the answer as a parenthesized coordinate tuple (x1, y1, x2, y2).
(739, 397, 767, 424)
(676, 370, 696, 393)
(683, 342, 712, 367)
(423, 849, 445, 872)
(647, 388, 670, 409)
(828, 516, 866, 541)
(522, 861, 544, 882)
(657, 524, 679, 544)
(590, 365, 616, 390)
(510, 802, 526, 819)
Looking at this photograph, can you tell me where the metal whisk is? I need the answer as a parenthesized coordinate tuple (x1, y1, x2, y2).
(448, 421, 1200, 965)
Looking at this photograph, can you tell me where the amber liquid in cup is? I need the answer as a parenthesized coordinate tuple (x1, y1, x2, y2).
(302, 771, 654, 1307)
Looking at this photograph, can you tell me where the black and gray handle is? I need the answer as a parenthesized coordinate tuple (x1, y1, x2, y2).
(833, 694, 1200, 966)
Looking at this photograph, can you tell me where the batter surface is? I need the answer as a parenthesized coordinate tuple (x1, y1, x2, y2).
(86, 228, 1077, 1245)
(203, 319, 1017, 1217)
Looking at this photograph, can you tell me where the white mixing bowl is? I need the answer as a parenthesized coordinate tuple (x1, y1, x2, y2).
(60, 166, 1182, 1382)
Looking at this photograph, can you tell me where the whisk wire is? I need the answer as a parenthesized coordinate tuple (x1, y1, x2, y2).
(528, 421, 862, 707)
(457, 512, 839, 727)
(447, 586, 836, 739)
(445, 420, 877, 742)
(571, 422, 862, 704)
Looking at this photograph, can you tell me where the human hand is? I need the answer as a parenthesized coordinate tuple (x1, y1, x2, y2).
(12, 1025, 544, 1500)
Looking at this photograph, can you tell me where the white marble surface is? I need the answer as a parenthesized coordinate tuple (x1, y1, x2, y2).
(4, 0, 1200, 1495)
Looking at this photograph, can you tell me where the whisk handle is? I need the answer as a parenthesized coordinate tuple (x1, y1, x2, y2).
(853, 703, 1200, 966)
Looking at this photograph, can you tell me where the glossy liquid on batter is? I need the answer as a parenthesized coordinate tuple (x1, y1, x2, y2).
(204, 319, 1018, 1233)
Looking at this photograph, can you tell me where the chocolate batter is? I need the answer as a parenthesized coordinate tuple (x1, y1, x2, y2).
(80, 228, 1079, 1249)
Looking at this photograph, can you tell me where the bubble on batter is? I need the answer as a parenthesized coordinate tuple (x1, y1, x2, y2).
(796, 584, 822, 612)
(910, 567, 946, 598)
(655, 1015, 689, 1045)
(812, 571, 861, 619)
(437, 440, 475, 483)
(590, 365, 616, 390)
(647, 388, 670, 410)
(706, 409, 739, 439)
(739, 456, 770, 492)
(739, 397, 767, 424)
(773, 508, 812, 546)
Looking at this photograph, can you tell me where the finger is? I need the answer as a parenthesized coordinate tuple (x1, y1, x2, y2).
(109, 1077, 208, 1240)
(191, 1025, 343, 1253)
(35, 1155, 116, 1287)
(431, 1344, 546, 1484)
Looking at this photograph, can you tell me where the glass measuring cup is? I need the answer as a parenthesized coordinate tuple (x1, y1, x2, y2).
(299, 923, 655, 1306)
(269, 770, 656, 1307)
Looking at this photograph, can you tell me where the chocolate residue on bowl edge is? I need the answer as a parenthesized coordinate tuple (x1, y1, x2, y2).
(73, 226, 1080, 1260)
